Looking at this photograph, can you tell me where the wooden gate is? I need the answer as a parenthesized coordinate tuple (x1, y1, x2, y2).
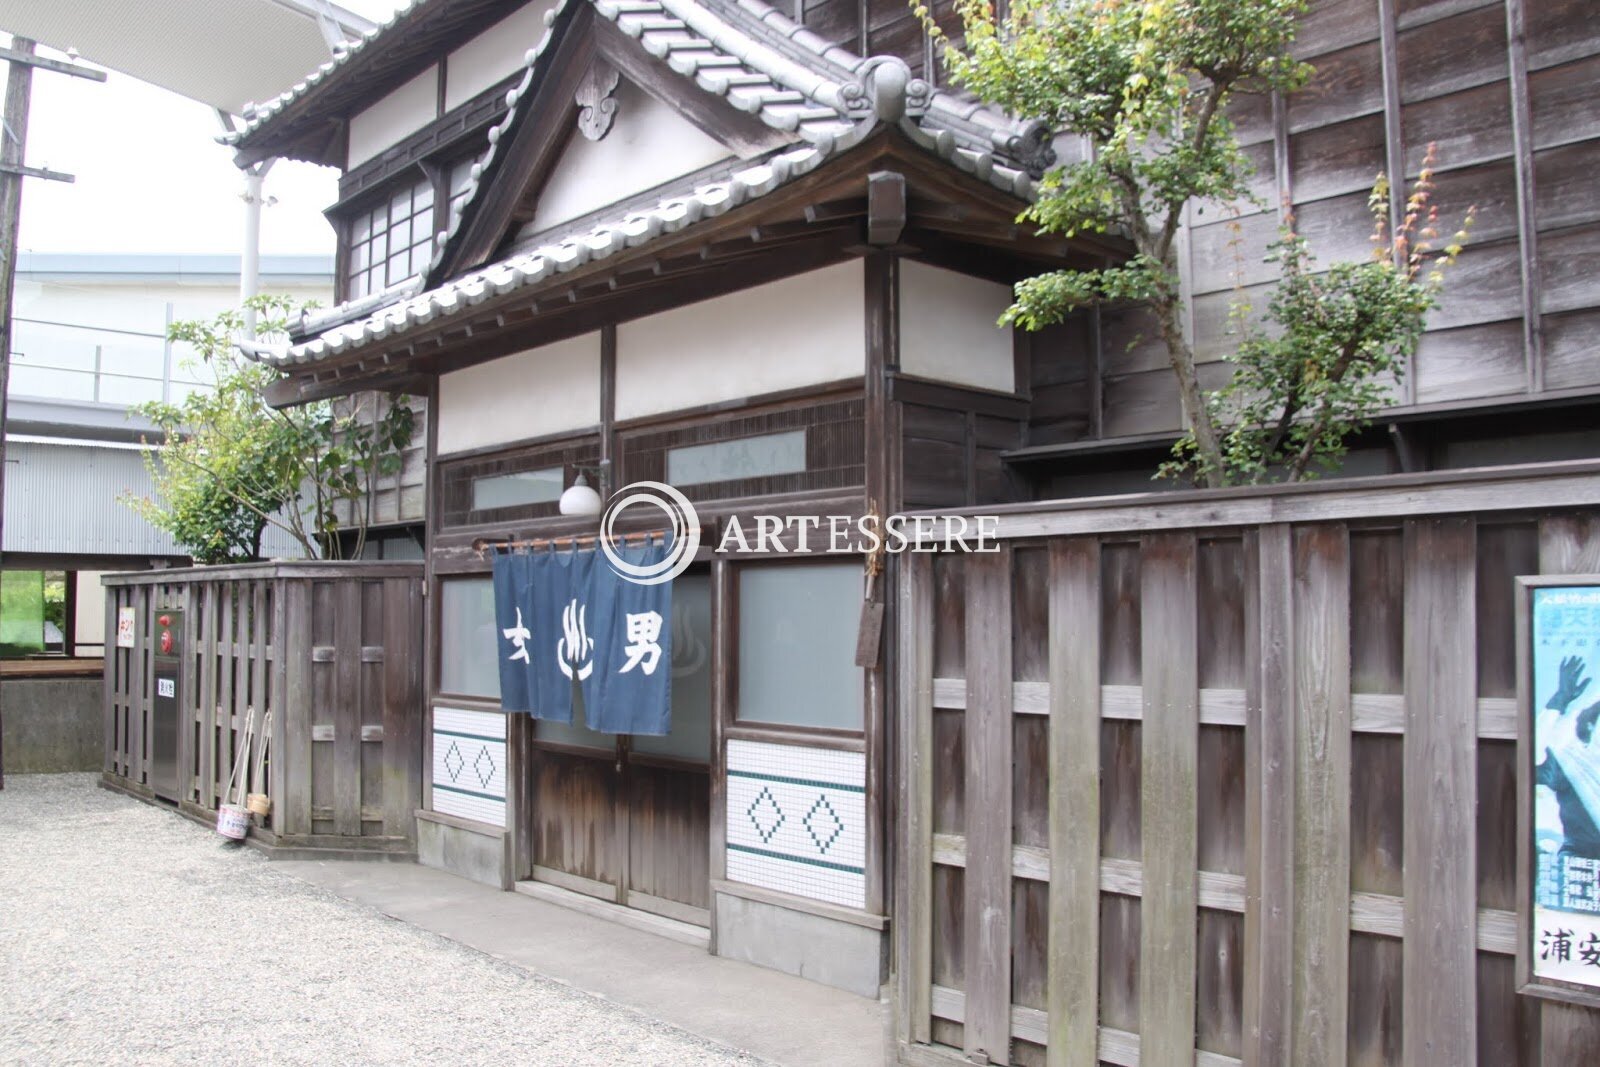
(893, 463, 1600, 1066)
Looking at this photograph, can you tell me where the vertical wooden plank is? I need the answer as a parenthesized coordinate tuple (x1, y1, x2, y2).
(382, 578, 421, 840)
(898, 549, 935, 1048)
(251, 580, 267, 804)
(179, 582, 197, 802)
(217, 584, 236, 805)
(1503, 0, 1542, 393)
(284, 579, 313, 837)
(1139, 532, 1199, 1067)
(964, 546, 1014, 1066)
(197, 583, 216, 806)
(1292, 524, 1352, 1066)
(1376, 0, 1413, 405)
(130, 585, 148, 785)
(1272, 91, 1293, 223)
(1048, 538, 1101, 1067)
(1403, 518, 1478, 1067)
(333, 579, 362, 837)
(269, 578, 287, 834)
(1245, 526, 1293, 1067)
(101, 583, 117, 775)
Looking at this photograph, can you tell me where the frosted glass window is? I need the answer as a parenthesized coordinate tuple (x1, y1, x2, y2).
(439, 578, 500, 699)
(666, 430, 806, 487)
(536, 688, 614, 752)
(737, 561, 863, 730)
(472, 467, 563, 511)
(631, 572, 713, 761)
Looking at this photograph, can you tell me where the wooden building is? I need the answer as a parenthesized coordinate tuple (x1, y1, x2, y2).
(224, 0, 1600, 1054)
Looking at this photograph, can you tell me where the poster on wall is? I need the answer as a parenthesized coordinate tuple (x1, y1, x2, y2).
(1520, 577, 1600, 1006)
(116, 607, 136, 649)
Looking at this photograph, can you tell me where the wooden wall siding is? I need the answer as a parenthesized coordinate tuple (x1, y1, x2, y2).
(895, 379, 1028, 510)
(617, 395, 865, 504)
(1025, 0, 1600, 447)
(894, 481, 1600, 1064)
(439, 437, 602, 528)
(331, 393, 430, 529)
(101, 564, 424, 853)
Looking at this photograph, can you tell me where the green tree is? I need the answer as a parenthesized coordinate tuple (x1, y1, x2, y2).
(125, 295, 416, 563)
(921, 0, 1470, 486)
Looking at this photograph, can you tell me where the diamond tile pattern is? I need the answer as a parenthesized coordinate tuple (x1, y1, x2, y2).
(725, 739, 865, 909)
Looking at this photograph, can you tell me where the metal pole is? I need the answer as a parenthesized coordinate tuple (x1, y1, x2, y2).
(0, 40, 100, 788)
(241, 169, 264, 338)
(0, 39, 37, 790)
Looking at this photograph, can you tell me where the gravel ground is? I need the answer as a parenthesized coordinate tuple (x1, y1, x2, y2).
(0, 774, 762, 1066)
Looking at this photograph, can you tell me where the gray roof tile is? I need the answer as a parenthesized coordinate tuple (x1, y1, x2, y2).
(249, 0, 1053, 368)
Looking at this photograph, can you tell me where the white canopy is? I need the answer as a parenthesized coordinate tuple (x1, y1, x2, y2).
(2, 0, 374, 115)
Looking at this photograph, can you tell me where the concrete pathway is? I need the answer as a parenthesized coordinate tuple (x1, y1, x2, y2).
(0, 774, 885, 1066)
(278, 860, 888, 1067)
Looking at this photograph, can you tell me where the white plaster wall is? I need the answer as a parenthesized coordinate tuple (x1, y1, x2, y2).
(444, 0, 553, 110)
(347, 65, 440, 169)
(615, 262, 864, 421)
(898, 260, 1016, 393)
(436, 332, 601, 454)
(528, 80, 732, 234)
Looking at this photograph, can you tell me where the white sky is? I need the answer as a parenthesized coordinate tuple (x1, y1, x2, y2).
(8, 0, 409, 259)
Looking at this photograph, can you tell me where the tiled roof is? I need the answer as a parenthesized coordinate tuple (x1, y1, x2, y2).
(224, 0, 434, 144)
(243, 0, 1057, 368)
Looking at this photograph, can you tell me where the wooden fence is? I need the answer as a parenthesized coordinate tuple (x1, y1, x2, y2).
(894, 461, 1600, 1066)
(102, 562, 424, 855)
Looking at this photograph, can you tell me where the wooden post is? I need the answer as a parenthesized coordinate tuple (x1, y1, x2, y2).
(1139, 531, 1199, 1067)
(964, 547, 1014, 1065)
(0, 39, 101, 790)
(1245, 526, 1294, 1067)
(1402, 518, 1478, 1067)
(1291, 524, 1351, 1066)
(896, 549, 934, 1048)
(1047, 538, 1101, 1067)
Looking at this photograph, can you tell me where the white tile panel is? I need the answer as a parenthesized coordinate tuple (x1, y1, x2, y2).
(431, 706, 508, 828)
(725, 739, 866, 909)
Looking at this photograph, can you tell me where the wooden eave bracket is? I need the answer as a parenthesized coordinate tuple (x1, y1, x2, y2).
(867, 170, 907, 246)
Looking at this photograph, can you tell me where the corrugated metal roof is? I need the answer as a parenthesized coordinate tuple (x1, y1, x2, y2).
(3, 439, 303, 560)
(2, 0, 373, 114)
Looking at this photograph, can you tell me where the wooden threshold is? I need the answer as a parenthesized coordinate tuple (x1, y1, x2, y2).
(513, 879, 711, 950)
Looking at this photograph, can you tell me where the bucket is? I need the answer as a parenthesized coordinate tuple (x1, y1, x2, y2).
(216, 804, 250, 840)
(246, 793, 271, 817)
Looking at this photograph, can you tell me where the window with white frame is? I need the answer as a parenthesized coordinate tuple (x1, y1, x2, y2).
(346, 178, 436, 300)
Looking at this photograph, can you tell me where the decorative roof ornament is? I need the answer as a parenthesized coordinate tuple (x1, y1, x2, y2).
(575, 60, 622, 141)
(838, 56, 931, 124)
(995, 120, 1057, 180)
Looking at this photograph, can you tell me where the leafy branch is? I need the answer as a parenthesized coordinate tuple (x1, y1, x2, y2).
(123, 295, 416, 563)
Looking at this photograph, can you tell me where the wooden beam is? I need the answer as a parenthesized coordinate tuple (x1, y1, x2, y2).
(0, 46, 105, 81)
(0, 161, 72, 183)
